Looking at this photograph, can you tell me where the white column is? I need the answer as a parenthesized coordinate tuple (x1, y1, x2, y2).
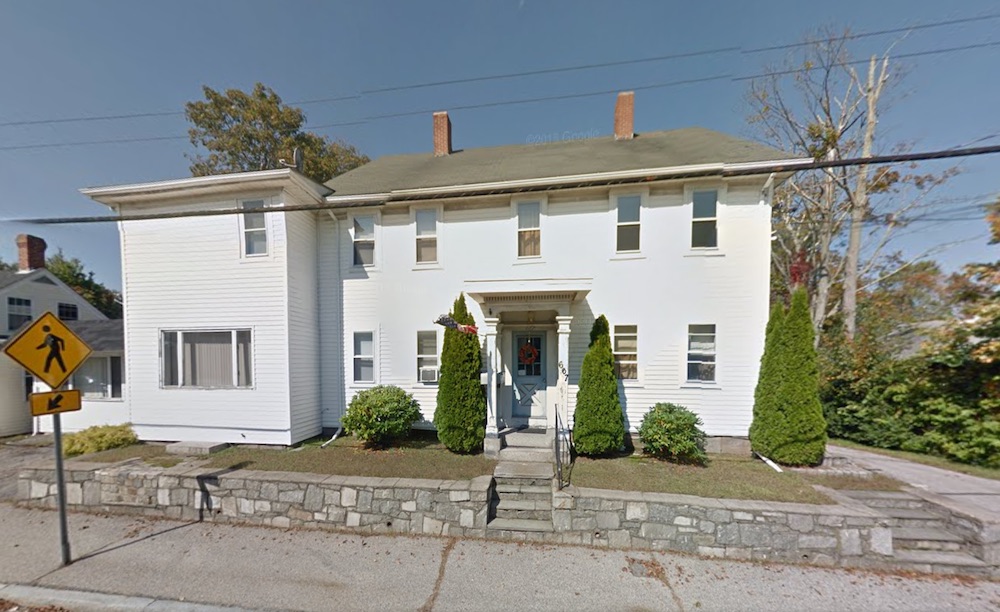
(484, 317, 500, 438)
(555, 315, 573, 431)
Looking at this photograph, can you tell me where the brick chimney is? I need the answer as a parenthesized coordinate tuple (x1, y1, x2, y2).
(16, 234, 46, 272)
(433, 111, 452, 156)
(614, 91, 635, 141)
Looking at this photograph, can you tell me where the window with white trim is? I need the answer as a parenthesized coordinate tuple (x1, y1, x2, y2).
(242, 200, 268, 256)
(616, 195, 641, 252)
(58, 303, 78, 321)
(417, 331, 438, 383)
(415, 209, 438, 264)
(691, 190, 718, 248)
(161, 330, 252, 388)
(7, 297, 31, 331)
(613, 325, 638, 380)
(517, 201, 541, 257)
(353, 331, 375, 383)
(71, 356, 123, 399)
(687, 324, 716, 382)
(353, 215, 376, 266)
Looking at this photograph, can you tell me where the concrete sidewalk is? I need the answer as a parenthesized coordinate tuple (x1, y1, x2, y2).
(0, 505, 997, 612)
(829, 445, 1000, 519)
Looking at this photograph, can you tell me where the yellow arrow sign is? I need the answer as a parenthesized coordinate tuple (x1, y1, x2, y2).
(3, 312, 93, 389)
(30, 390, 82, 417)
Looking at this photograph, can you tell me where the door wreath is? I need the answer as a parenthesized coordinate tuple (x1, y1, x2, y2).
(518, 343, 539, 365)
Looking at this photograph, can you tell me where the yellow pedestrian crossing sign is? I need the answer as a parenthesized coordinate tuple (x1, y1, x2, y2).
(3, 312, 92, 389)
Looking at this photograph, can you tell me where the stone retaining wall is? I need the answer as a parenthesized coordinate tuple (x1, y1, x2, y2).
(20, 460, 894, 569)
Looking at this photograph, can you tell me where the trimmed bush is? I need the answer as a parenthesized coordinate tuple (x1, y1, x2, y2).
(573, 315, 626, 456)
(639, 403, 707, 465)
(434, 293, 486, 453)
(63, 424, 138, 458)
(343, 385, 423, 448)
(751, 289, 827, 466)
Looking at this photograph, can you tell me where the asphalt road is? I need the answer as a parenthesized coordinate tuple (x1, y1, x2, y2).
(0, 505, 996, 612)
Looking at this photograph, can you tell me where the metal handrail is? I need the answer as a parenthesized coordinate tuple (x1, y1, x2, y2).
(554, 360, 572, 489)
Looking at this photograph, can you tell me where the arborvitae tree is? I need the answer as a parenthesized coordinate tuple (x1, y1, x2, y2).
(749, 303, 786, 457)
(751, 290, 827, 465)
(573, 315, 626, 456)
(434, 294, 486, 453)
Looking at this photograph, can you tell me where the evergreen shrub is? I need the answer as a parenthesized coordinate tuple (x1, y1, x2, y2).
(638, 403, 707, 464)
(572, 315, 626, 456)
(63, 424, 139, 458)
(342, 385, 422, 447)
(434, 294, 486, 453)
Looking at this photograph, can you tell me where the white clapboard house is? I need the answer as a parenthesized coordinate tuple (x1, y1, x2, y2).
(81, 92, 804, 452)
(0, 235, 124, 437)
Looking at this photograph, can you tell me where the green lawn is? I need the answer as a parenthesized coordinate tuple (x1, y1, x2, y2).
(74, 444, 182, 467)
(570, 453, 903, 504)
(830, 439, 1000, 481)
(205, 431, 497, 480)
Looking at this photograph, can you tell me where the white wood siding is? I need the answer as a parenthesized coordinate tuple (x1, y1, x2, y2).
(317, 214, 346, 428)
(0, 271, 105, 337)
(327, 180, 770, 436)
(118, 195, 294, 444)
(0, 359, 29, 436)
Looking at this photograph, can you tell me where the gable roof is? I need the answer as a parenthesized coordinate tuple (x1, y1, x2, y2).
(1, 319, 123, 352)
(324, 127, 794, 198)
(0, 269, 38, 291)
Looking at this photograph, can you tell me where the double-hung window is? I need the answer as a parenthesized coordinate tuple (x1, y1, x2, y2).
(242, 200, 268, 256)
(691, 190, 718, 248)
(687, 324, 716, 382)
(353, 215, 376, 266)
(417, 331, 438, 383)
(616, 195, 641, 252)
(7, 297, 31, 331)
(613, 325, 638, 380)
(415, 209, 438, 264)
(161, 330, 253, 388)
(71, 356, 123, 399)
(58, 303, 78, 321)
(353, 331, 375, 383)
(517, 201, 541, 258)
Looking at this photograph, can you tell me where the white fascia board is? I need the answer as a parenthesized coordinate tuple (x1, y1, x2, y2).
(322, 157, 813, 205)
(81, 169, 332, 207)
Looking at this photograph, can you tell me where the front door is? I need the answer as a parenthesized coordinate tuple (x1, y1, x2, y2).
(512, 334, 546, 425)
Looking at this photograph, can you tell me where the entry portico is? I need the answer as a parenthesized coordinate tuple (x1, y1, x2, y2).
(466, 278, 590, 456)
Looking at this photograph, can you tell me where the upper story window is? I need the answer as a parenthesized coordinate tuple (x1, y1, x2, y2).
(7, 297, 31, 331)
(517, 201, 541, 258)
(415, 209, 438, 264)
(417, 330, 438, 383)
(613, 325, 638, 380)
(687, 324, 716, 382)
(616, 195, 641, 252)
(242, 200, 268, 256)
(353, 215, 376, 266)
(692, 190, 718, 249)
(353, 331, 375, 383)
(161, 330, 252, 389)
(58, 303, 78, 321)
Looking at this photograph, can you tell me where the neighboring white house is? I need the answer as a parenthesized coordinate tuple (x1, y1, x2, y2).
(0, 235, 120, 436)
(82, 92, 807, 452)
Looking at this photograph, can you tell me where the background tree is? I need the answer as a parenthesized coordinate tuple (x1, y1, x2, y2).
(747, 29, 955, 341)
(185, 83, 369, 184)
(434, 294, 486, 453)
(751, 289, 827, 465)
(47, 250, 122, 319)
(0, 259, 15, 272)
(573, 315, 625, 456)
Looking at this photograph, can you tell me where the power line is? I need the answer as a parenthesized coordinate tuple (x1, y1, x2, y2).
(7, 142, 1000, 225)
(2, 12, 998, 130)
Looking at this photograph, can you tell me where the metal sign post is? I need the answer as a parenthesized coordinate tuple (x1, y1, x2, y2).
(51, 411, 71, 565)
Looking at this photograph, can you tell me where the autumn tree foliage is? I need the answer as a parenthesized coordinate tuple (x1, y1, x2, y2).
(185, 83, 369, 183)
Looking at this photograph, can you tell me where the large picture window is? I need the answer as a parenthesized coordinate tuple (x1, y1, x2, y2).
(71, 356, 123, 399)
(161, 330, 252, 388)
(687, 324, 716, 382)
(7, 297, 31, 331)
(517, 201, 541, 258)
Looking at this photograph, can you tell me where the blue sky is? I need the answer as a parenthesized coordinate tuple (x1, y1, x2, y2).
(1, 0, 997, 291)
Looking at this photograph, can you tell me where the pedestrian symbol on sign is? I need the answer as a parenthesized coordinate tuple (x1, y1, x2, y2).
(37, 325, 67, 374)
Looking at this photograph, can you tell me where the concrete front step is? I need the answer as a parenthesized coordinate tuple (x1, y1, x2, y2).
(165, 441, 229, 456)
(892, 527, 965, 552)
(498, 447, 553, 463)
(486, 517, 554, 533)
(839, 490, 928, 510)
(891, 550, 991, 576)
(494, 461, 554, 480)
(880, 507, 947, 529)
(495, 483, 551, 496)
(496, 498, 552, 512)
(503, 431, 553, 449)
